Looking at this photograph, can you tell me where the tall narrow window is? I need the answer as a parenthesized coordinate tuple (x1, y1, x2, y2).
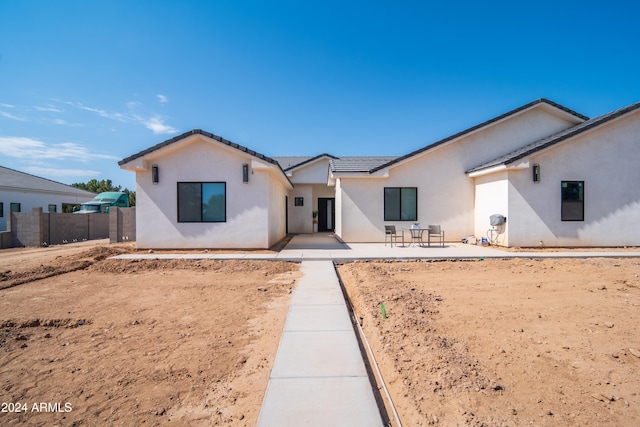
(561, 181, 584, 221)
(384, 187, 417, 221)
(178, 182, 226, 222)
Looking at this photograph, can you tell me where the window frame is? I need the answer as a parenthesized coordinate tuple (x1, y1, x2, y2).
(384, 187, 418, 221)
(561, 181, 584, 221)
(177, 182, 226, 223)
(294, 197, 304, 207)
(48, 204, 57, 213)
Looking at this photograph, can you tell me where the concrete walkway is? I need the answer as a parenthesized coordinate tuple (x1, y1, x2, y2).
(256, 260, 384, 426)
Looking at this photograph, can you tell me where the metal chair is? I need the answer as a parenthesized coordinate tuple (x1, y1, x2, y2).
(428, 225, 445, 247)
(385, 225, 403, 247)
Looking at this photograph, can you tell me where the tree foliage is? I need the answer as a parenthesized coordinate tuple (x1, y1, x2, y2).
(71, 179, 136, 207)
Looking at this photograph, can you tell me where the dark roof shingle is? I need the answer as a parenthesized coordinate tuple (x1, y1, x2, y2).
(466, 101, 640, 174)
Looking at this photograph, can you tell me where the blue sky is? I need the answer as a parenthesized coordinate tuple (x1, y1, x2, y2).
(1, 0, 639, 190)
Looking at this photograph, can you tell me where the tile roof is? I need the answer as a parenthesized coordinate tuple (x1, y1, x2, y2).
(0, 165, 96, 196)
(466, 101, 640, 174)
(329, 156, 400, 173)
(369, 98, 589, 173)
(273, 154, 339, 171)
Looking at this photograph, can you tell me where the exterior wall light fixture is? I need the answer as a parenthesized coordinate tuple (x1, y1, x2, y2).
(533, 163, 540, 183)
(243, 164, 249, 183)
(152, 164, 159, 184)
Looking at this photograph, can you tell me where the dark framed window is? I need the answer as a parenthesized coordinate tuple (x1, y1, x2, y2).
(10, 203, 20, 213)
(48, 204, 57, 213)
(178, 182, 226, 222)
(561, 181, 584, 221)
(294, 197, 304, 206)
(384, 187, 417, 221)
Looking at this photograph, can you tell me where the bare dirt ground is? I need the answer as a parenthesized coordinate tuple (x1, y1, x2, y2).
(338, 258, 640, 426)
(3, 241, 640, 426)
(0, 242, 300, 426)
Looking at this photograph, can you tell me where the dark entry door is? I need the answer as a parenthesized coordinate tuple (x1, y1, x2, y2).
(317, 198, 335, 232)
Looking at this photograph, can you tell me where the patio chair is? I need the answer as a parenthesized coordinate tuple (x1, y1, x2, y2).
(385, 225, 403, 247)
(428, 225, 445, 247)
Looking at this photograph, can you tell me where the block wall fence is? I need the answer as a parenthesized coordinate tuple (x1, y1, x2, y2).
(0, 207, 136, 249)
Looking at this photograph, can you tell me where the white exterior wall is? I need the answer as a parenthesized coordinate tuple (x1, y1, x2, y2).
(0, 189, 93, 231)
(505, 111, 640, 246)
(287, 158, 335, 233)
(132, 137, 287, 249)
(267, 175, 288, 246)
(338, 106, 580, 242)
(473, 172, 509, 245)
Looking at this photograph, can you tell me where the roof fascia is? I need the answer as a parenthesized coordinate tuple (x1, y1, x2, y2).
(119, 129, 293, 187)
(467, 101, 640, 175)
(283, 153, 339, 172)
(369, 99, 588, 173)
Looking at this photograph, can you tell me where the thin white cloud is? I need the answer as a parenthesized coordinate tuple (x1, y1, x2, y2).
(64, 100, 178, 135)
(144, 116, 178, 134)
(157, 94, 168, 104)
(35, 105, 63, 113)
(23, 166, 100, 178)
(1, 103, 16, 108)
(0, 110, 26, 121)
(0, 136, 119, 161)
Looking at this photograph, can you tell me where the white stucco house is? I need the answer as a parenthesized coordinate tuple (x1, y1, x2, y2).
(0, 166, 95, 231)
(119, 98, 640, 249)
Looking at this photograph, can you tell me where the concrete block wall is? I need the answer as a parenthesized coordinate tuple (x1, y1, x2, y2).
(109, 207, 136, 243)
(12, 208, 45, 247)
(7, 208, 128, 248)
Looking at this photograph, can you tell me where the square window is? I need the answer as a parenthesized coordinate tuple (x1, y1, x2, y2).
(10, 203, 20, 213)
(178, 182, 226, 222)
(561, 181, 584, 221)
(384, 187, 417, 221)
(48, 204, 57, 212)
(294, 197, 304, 206)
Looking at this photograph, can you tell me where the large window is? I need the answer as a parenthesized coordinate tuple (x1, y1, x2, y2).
(384, 187, 417, 221)
(178, 182, 226, 222)
(561, 181, 584, 221)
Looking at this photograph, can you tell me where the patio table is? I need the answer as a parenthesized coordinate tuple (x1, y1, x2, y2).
(403, 227, 431, 247)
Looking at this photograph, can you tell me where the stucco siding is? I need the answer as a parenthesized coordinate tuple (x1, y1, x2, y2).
(337, 105, 579, 243)
(474, 172, 509, 245)
(134, 138, 273, 249)
(506, 111, 640, 246)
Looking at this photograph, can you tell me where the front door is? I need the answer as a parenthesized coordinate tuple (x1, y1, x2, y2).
(317, 198, 335, 232)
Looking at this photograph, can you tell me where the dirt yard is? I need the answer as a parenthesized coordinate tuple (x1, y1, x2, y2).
(0, 243, 300, 426)
(338, 258, 640, 426)
(2, 242, 640, 427)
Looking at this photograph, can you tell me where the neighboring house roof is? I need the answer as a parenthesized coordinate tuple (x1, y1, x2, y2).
(0, 165, 95, 196)
(369, 98, 589, 173)
(330, 156, 400, 173)
(466, 101, 640, 174)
